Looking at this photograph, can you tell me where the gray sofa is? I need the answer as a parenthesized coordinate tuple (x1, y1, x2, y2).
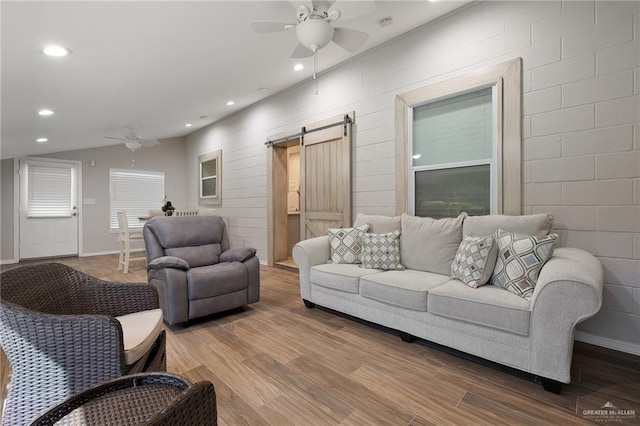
(144, 215, 260, 325)
(293, 213, 603, 393)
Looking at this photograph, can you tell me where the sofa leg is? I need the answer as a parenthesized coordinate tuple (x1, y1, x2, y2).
(541, 378, 563, 394)
(303, 299, 316, 309)
(399, 331, 415, 343)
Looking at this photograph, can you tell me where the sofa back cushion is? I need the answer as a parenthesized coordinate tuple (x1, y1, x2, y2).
(462, 213, 554, 237)
(400, 213, 465, 275)
(353, 213, 401, 234)
(143, 215, 230, 266)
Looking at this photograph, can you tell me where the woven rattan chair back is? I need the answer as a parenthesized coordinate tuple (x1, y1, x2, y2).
(0, 263, 166, 426)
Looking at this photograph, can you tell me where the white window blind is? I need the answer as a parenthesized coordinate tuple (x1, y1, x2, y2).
(410, 87, 496, 218)
(412, 88, 493, 167)
(109, 169, 164, 230)
(27, 163, 73, 218)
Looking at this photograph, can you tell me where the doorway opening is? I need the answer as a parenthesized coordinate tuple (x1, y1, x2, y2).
(268, 138, 301, 269)
(267, 112, 354, 268)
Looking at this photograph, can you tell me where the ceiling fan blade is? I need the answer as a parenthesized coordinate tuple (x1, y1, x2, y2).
(105, 136, 127, 141)
(330, 0, 376, 22)
(291, 43, 314, 58)
(332, 27, 369, 53)
(250, 21, 293, 34)
(141, 139, 160, 148)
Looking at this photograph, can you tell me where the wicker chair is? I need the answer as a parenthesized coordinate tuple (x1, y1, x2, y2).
(0, 263, 166, 425)
(31, 373, 217, 426)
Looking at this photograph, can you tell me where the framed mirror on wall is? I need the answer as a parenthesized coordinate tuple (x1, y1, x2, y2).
(198, 149, 222, 205)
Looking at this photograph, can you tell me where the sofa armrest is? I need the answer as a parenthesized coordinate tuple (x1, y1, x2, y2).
(220, 248, 256, 263)
(292, 236, 330, 301)
(529, 247, 603, 383)
(148, 256, 190, 271)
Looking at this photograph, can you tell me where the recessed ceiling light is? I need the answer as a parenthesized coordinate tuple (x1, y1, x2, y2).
(293, 64, 304, 71)
(226, 100, 235, 106)
(36, 138, 48, 143)
(41, 45, 71, 57)
(38, 109, 54, 116)
(185, 123, 193, 128)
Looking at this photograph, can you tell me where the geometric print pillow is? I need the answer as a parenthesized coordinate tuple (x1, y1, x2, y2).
(450, 235, 497, 288)
(360, 231, 405, 270)
(327, 224, 370, 264)
(491, 229, 558, 300)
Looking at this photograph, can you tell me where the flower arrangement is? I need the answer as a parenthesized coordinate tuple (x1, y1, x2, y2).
(161, 197, 175, 216)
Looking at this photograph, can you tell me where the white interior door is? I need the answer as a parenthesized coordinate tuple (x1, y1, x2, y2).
(19, 159, 79, 259)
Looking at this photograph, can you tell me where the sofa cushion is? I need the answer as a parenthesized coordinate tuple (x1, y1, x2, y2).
(360, 270, 450, 311)
(115, 308, 164, 365)
(353, 213, 401, 234)
(361, 231, 405, 271)
(311, 264, 382, 294)
(450, 235, 497, 288)
(187, 262, 247, 299)
(428, 281, 531, 336)
(327, 224, 369, 264)
(400, 213, 465, 275)
(491, 229, 558, 300)
(463, 213, 554, 238)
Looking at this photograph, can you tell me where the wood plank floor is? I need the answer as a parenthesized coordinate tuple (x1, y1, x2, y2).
(2, 255, 640, 425)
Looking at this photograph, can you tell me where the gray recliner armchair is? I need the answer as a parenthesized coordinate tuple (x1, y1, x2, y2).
(143, 215, 260, 325)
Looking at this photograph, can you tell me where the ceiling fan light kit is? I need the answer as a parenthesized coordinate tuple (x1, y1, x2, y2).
(296, 19, 334, 52)
(251, 0, 374, 93)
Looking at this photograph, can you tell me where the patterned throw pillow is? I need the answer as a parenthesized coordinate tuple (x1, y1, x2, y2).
(327, 224, 369, 264)
(491, 229, 558, 300)
(450, 235, 497, 288)
(360, 231, 405, 270)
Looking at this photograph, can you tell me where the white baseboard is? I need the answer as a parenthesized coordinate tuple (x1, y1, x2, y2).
(80, 248, 145, 257)
(0, 259, 18, 265)
(575, 331, 640, 356)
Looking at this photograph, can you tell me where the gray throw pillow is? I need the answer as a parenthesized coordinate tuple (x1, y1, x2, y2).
(450, 235, 497, 288)
(360, 231, 405, 270)
(491, 229, 558, 300)
(400, 213, 466, 275)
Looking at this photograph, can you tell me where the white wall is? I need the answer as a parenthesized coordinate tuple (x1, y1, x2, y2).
(187, 1, 640, 352)
(0, 137, 188, 259)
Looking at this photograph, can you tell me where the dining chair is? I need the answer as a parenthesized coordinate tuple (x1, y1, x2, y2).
(117, 210, 146, 273)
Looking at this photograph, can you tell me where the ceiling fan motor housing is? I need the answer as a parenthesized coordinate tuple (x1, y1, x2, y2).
(296, 18, 334, 51)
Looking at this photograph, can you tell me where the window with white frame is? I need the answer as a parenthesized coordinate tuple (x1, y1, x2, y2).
(26, 161, 76, 217)
(109, 169, 164, 230)
(410, 87, 497, 218)
(395, 58, 523, 217)
(198, 149, 222, 205)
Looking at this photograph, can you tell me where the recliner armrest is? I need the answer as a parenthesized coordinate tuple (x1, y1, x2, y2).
(220, 247, 256, 263)
(147, 256, 190, 271)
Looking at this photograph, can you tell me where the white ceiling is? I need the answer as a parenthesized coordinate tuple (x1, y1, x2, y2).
(1, 1, 470, 160)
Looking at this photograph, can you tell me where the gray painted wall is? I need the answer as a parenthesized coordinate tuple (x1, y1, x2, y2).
(1, 159, 15, 260)
(185, 1, 640, 353)
(0, 137, 187, 258)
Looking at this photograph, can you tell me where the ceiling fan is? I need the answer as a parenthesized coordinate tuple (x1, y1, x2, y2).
(105, 129, 159, 152)
(251, 0, 375, 88)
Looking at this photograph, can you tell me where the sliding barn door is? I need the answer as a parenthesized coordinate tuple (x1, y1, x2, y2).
(300, 116, 352, 239)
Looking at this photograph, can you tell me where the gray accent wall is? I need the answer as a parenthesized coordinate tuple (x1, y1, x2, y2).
(186, 1, 640, 352)
(0, 137, 187, 259)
